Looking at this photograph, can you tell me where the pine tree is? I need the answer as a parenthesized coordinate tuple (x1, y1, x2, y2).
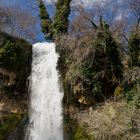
(38, 0, 53, 40)
(128, 31, 140, 67)
(53, 0, 72, 35)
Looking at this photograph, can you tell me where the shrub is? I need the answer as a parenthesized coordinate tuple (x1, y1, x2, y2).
(128, 31, 140, 67)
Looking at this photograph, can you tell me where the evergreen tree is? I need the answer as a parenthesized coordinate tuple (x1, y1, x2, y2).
(101, 21, 123, 80)
(53, 0, 72, 35)
(38, 0, 53, 40)
(128, 31, 140, 67)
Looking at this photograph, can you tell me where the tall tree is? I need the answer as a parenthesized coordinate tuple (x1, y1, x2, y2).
(39, 0, 53, 40)
(53, 0, 72, 35)
(101, 21, 123, 80)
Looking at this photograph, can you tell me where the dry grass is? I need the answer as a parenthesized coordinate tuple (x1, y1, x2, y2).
(76, 100, 140, 140)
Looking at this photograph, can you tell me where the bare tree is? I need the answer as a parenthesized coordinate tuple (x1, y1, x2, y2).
(128, 0, 140, 29)
(0, 5, 37, 42)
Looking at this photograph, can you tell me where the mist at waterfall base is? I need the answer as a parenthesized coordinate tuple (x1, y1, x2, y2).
(26, 42, 64, 140)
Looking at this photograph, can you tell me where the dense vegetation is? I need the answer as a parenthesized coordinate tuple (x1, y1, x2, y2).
(53, 0, 72, 35)
(38, 0, 71, 39)
(128, 31, 140, 67)
(39, 0, 53, 40)
(0, 32, 31, 140)
(0, 32, 32, 97)
(0, 113, 23, 140)
(0, 0, 140, 139)
(38, 0, 140, 108)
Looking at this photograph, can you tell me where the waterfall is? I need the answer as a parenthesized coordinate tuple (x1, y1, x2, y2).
(26, 42, 63, 140)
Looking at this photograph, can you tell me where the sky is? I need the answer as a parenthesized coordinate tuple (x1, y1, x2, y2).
(43, 0, 125, 7)
(0, 0, 55, 42)
(2, 0, 127, 19)
(42, 0, 130, 21)
(0, 0, 133, 42)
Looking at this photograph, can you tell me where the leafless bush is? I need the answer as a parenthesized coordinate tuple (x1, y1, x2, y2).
(77, 100, 140, 140)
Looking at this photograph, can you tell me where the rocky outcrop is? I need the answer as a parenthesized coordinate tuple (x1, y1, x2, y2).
(0, 32, 31, 140)
(0, 32, 32, 113)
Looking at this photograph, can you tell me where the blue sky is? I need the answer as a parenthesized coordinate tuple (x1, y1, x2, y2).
(0, 0, 55, 42)
(1, 0, 133, 42)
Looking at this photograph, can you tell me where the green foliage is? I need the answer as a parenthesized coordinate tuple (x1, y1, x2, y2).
(53, 0, 72, 35)
(125, 83, 140, 108)
(125, 89, 135, 102)
(81, 22, 123, 98)
(0, 31, 32, 93)
(38, 0, 72, 39)
(0, 113, 23, 140)
(128, 31, 140, 67)
(101, 21, 123, 80)
(0, 41, 23, 71)
(38, 0, 53, 39)
(56, 20, 124, 103)
(74, 125, 94, 140)
(39, 0, 49, 19)
(0, 124, 10, 140)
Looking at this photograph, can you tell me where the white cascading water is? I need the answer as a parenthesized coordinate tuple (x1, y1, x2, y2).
(27, 42, 63, 140)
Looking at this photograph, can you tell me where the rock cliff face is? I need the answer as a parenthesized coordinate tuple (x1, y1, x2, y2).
(0, 32, 32, 113)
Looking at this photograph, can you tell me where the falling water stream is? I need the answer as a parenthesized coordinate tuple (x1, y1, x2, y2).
(27, 42, 64, 140)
